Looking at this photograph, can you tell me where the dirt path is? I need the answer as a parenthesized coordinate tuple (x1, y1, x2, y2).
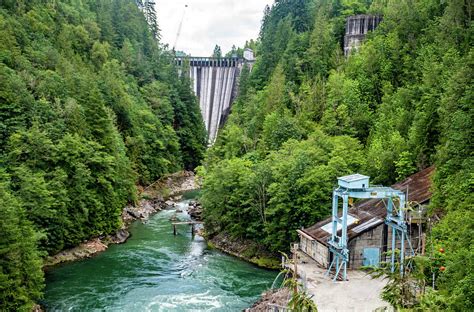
(296, 252, 390, 312)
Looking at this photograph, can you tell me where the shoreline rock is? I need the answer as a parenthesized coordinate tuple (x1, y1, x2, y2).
(123, 197, 164, 223)
(245, 288, 291, 312)
(187, 200, 203, 221)
(44, 238, 110, 268)
(44, 171, 198, 268)
(208, 232, 280, 270)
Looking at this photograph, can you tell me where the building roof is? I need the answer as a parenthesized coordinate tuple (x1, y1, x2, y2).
(338, 173, 370, 183)
(301, 166, 435, 245)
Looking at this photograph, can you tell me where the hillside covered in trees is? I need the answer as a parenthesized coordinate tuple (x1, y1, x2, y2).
(200, 0, 473, 310)
(0, 0, 206, 310)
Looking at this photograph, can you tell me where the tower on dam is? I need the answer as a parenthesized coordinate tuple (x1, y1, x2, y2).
(176, 49, 254, 143)
(344, 15, 382, 56)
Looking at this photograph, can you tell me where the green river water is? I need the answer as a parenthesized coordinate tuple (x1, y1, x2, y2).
(43, 199, 278, 311)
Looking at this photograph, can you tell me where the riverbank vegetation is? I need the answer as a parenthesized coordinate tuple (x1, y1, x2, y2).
(0, 0, 206, 310)
(199, 0, 473, 310)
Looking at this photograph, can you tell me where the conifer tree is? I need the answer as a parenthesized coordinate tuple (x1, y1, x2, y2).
(0, 171, 44, 311)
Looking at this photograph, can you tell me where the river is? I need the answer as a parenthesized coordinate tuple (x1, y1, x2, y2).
(42, 198, 277, 311)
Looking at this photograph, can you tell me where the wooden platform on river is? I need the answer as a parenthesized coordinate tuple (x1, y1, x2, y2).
(171, 221, 203, 225)
(171, 221, 203, 235)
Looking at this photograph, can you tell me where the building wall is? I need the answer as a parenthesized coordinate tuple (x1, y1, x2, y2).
(348, 223, 423, 268)
(386, 223, 424, 256)
(300, 223, 423, 269)
(348, 225, 385, 268)
(299, 236, 329, 268)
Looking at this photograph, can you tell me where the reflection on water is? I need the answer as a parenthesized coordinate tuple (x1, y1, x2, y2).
(43, 200, 277, 311)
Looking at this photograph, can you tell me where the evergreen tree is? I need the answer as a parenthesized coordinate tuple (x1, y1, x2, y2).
(144, 0, 160, 39)
(212, 45, 222, 58)
(0, 171, 44, 311)
(200, 1, 473, 309)
(0, 0, 206, 307)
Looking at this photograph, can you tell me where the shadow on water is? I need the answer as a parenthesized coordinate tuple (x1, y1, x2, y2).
(180, 189, 201, 200)
(43, 194, 277, 312)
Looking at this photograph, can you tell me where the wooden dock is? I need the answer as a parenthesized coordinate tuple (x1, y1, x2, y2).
(172, 221, 203, 235)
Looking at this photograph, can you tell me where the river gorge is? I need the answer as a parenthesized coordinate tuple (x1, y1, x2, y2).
(42, 197, 277, 311)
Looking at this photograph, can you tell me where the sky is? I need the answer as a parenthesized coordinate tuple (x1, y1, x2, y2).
(156, 0, 275, 56)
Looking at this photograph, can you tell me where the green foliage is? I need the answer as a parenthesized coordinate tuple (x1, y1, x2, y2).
(395, 151, 416, 181)
(200, 158, 258, 238)
(201, 131, 365, 252)
(263, 133, 364, 251)
(285, 278, 318, 312)
(281, 254, 318, 311)
(212, 44, 222, 58)
(172, 70, 207, 170)
(0, 171, 44, 312)
(200, 0, 473, 310)
(0, 0, 206, 308)
(0, 64, 32, 152)
(262, 111, 304, 151)
(428, 210, 474, 310)
(365, 255, 431, 309)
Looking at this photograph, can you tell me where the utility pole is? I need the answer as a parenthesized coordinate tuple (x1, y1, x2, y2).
(293, 243, 298, 294)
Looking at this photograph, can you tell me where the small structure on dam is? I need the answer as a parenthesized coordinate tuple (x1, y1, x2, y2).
(344, 15, 382, 56)
(176, 52, 254, 143)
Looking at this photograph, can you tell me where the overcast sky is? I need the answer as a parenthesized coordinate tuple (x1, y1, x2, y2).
(156, 0, 275, 56)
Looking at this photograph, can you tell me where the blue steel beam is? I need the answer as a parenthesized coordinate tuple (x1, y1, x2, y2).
(327, 182, 411, 281)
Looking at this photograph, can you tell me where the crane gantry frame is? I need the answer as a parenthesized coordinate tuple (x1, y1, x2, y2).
(326, 174, 414, 281)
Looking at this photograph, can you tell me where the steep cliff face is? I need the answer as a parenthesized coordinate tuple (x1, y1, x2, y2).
(344, 15, 382, 56)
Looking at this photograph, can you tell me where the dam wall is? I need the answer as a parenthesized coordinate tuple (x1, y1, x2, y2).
(176, 57, 249, 143)
(344, 15, 382, 56)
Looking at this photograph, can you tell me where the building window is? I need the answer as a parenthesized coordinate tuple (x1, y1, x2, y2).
(301, 238, 307, 252)
(367, 229, 373, 238)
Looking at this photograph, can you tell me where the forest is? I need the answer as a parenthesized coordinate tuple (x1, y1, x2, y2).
(199, 0, 473, 310)
(0, 0, 206, 310)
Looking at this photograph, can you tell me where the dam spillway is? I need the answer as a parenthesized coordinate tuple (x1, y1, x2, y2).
(176, 57, 250, 143)
(344, 15, 382, 56)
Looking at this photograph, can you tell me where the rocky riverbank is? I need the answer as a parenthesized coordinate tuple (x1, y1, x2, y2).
(208, 232, 280, 269)
(44, 171, 198, 268)
(206, 232, 287, 310)
(246, 288, 291, 311)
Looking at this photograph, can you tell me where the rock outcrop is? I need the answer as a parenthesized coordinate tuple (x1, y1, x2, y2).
(123, 198, 165, 223)
(44, 238, 109, 267)
(188, 200, 203, 221)
(208, 232, 280, 269)
(246, 288, 291, 312)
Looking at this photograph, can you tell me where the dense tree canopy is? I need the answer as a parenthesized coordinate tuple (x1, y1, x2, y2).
(0, 0, 206, 310)
(200, 0, 473, 310)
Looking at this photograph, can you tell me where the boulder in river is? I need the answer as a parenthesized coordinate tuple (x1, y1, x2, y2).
(188, 200, 203, 221)
(123, 197, 166, 222)
(110, 229, 130, 244)
(165, 200, 176, 208)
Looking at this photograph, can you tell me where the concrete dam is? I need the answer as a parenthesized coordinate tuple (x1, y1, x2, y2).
(344, 15, 382, 56)
(176, 14, 380, 144)
(176, 54, 253, 143)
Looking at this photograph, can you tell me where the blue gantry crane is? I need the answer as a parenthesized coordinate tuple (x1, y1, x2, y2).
(326, 174, 413, 281)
